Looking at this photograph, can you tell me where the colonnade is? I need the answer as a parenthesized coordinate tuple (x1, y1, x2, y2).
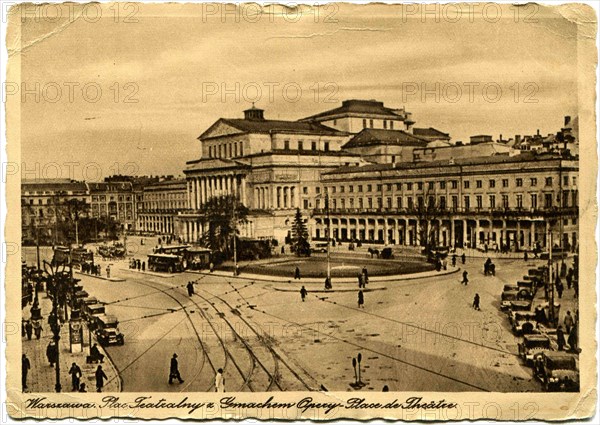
(187, 174, 246, 210)
(255, 185, 298, 209)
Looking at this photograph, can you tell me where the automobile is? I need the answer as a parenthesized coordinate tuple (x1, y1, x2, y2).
(82, 296, 99, 306)
(518, 334, 553, 365)
(381, 247, 394, 259)
(516, 281, 536, 299)
(508, 300, 533, 312)
(503, 284, 519, 292)
(71, 247, 94, 270)
(534, 352, 579, 392)
(509, 311, 538, 335)
(183, 247, 212, 270)
(83, 303, 106, 328)
(95, 314, 124, 346)
(147, 253, 184, 273)
(501, 290, 520, 311)
(313, 242, 329, 253)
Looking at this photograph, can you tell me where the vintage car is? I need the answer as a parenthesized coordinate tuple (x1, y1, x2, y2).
(95, 314, 124, 346)
(313, 242, 329, 253)
(147, 253, 184, 273)
(534, 352, 579, 392)
(518, 334, 553, 365)
(83, 303, 106, 328)
(508, 300, 533, 312)
(516, 280, 536, 299)
(82, 296, 99, 306)
(509, 311, 538, 335)
(501, 290, 520, 311)
(182, 247, 212, 270)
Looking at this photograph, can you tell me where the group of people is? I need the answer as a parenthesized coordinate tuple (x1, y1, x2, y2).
(357, 266, 369, 288)
(129, 258, 146, 272)
(169, 353, 225, 391)
(556, 310, 579, 352)
(22, 319, 42, 340)
(80, 262, 102, 276)
(484, 258, 496, 276)
(450, 253, 467, 267)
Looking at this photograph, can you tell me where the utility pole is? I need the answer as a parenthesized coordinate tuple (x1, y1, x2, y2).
(326, 192, 331, 286)
(233, 195, 238, 275)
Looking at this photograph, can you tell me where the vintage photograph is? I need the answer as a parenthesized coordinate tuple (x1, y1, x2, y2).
(4, 1, 597, 421)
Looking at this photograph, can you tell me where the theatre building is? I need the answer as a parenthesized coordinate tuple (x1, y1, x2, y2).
(314, 153, 578, 251)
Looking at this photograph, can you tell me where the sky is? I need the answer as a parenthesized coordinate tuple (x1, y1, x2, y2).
(11, 3, 581, 181)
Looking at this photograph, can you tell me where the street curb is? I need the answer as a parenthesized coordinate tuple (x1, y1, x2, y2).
(74, 271, 126, 282)
(118, 268, 176, 278)
(187, 266, 460, 284)
(272, 286, 387, 293)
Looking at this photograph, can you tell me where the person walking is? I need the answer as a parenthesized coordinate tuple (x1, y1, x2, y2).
(461, 253, 466, 264)
(461, 270, 469, 285)
(69, 362, 82, 392)
(472, 293, 480, 311)
(34, 322, 43, 339)
(186, 281, 195, 297)
(137, 259, 141, 271)
(567, 323, 578, 353)
(106, 265, 111, 279)
(142, 261, 145, 272)
(357, 273, 363, 288)
(524, 251, 528, 262)
(95, 365, 108, 392)
(566, 268, 573, 289)
(22, 354, 31, 391)
(324, 276, 332, 290)
(209, 262, 214, 273)
(294, 266, 301, 280)
(90, 343, 105, 363)
(169, 353, 184, 384)
(215, 368, 225, 392)
(300, 286, 308, 302)
(564, 311, 574, 335)
(358, 290, 365, 309)
(556, 326, 566, 351)
(46, 341, 57, 367)
(362, 266, 369, 283)
(25, 320, 33, 340)
(451, 253, 457, 267)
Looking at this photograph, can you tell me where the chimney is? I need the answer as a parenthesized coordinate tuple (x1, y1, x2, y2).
(536, 129, 540, 136)
(564, 116, 571, 127)
(515, 135, 521, 144)
(243, 103, 265, 121)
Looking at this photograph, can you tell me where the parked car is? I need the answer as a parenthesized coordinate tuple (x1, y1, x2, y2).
(95, 314, 124, 346)
(509, 311, 538, 335)
(518, 334, 553, 365)
(508, 300, 533, 312)
(534, 352, 579, 392)
(516, 280, 536, 299)
(313, 242, 329, 253)
(501, 290, 520, 311)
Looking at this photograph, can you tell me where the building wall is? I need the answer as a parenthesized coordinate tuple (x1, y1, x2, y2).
(318, 116, 405, 133)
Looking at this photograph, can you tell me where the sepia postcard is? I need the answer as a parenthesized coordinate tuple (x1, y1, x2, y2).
(3, 1, 598, 421)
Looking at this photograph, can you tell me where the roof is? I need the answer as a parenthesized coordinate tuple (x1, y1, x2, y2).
(144, 179, 187, 191)
(185, 158, 251, 173)
(342, 128, 428, 149)
(88, 182, 133, 192)
(200, 118, 344, 140)
(21, 179, 88, 193)
(413, 127, 451, 139)
(300, 99, 408, 121)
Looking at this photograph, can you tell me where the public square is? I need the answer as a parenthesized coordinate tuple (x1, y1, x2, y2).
(22, 237, 579, 393)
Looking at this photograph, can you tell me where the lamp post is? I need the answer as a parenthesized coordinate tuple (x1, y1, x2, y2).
(325, 192, 332, 288)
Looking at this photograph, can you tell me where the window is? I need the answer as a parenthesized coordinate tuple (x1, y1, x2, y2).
(234, 143, 238, 157)
(358, 185, 363, 192)
(545, 193, 553, 208)
(417, 182, 423, 190)
(573, 176, 577, 186)
(311, 141, 317, 150)
(397, 197, 403, 208)
(331, 187, 336, 194)
(229, 143, 232, 157)
(333, 119, 337, 126)
(358, 198, 364, 208)
(440, 181, 446, 190)
(417, 197, 424, 209)
(440, 196, 446, 209)
(516, 194, 523, 208)
(428, 196, 435, 207)
(303, 199, 309, 209)
(391, 155, 395, 163)
(350, 198, 354, 208)
(368, 198, 373, 208)
(530, 178, 537, 186)
(464, 181, 470, 189)
(516, 178, 523, 187)
(476, 195, 483, 209)
(240, 143, 244, 155)
(563, 176, 569, 186)
(407, 197, 414, 209)
(502, 194, 509, 208)
(377, 184, 382, 192)
(377, 198, 382, 208)
(349, 186, 354, 193)
(340, 199, 345, 209)
(386, 184, 392, 191)
(303, 187, 308, 194)
(476, 180, 483, 188)
(324, 142, 330, 151)
(332, 199, 337, 210)
(452, 195, 458, 210)
(428, 181, 434, 190)
(390, 121, 394, 130)
(451, 180, 458, 189)
(367, 184, 372, 192)
(489, 195, 496, 209)
(396, 183, 402, 191)
(209, 146, 213, 157)
(502, 179, 509, 188)
(369, 119, 374, 128)
(298, 141, 303, 151)
(363, 119, 367, 128)
(464, 196, 470, 209)
(545, 177, 552, 186)
(340, 186, 345, 193)
(284, 140, 290, 150)
(316, 187, 321, 194)
(383, 120, 387, 129)
(530, 194, 537, 209)
(489, 179, 496, 188)
(407, 183, 413, 191)
(562, 190, 569, 207)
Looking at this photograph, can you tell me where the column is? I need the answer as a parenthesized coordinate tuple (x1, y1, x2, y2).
(530, 221, 535, 247)
(233, 175, 238, 200)
(450, 219, 455, 248)
(415, 220, 420, 246)
(463, 219, 468, 248)
(241, 176, 247, 206)
(394, 220, 399, 245)
(404, 219, 410, 246)
(545, 221, 550, 248)
(265, 187, 270, 210)
(195, 178, 201, 209)
(186, 180, 192, 209)
(200, 177, 206, 206)
(502, 219, 507, 249)
(374, 219, 380, 242)
(516, 220, 521, 249)
(276, 187, 281, 209)
(475, 219, 481, 248)
(226, 175, 231, 195)
(488, 220, 493, 246)
(291, 186, 296, 208)
(383, 220, 389, 245)
(271, 186, 276, 209)
(283, 187, 289, 208)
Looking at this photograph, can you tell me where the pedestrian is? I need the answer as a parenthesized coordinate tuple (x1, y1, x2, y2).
(564, 311, 574, 334)
(209, 262, 214, 273)
(566, 268, 573, 289)
(556, 326, 566, 351)
(484, 258, 491, 276)
(573, 279, 579, 298)
(382, 385, 389, 392)
(69, 362, 82, 392)
(567, 323, 578, 353)
(169, 353, 184, 384)
(79, 383, 87, 392)
(442, 258, 447, 270)
(300, 286, 308, 302)
(34, 322, 43, 339)
(235, 264, 240, 276)
(95, 365, 108, 392)
(451, 254, 457, 267)
(186, 281, 194, 297)
(215, 368, 225, 392)
(90, 343, 105, 363)
(106, 265, 111, 279)
(461, 270, 469, 285)
(357, 273, 363, 288)
(435, 259, 441, 272)
(46, 341, 57, 367)
(281, 246, 285, 255)
(362, 266, 369, 282)
(472, 293, 480, 311)
(22, 354, 31, 391)
(137, 259, 141, 271)
(324, 276, 332, 290)
(358, 290, 364, 308)
(25, 320, 33, 340)
(461, 253, 466, 264)
(556, 281, 564, 299)
(294, 266, 301, 280)
(142, 261, 145, 272)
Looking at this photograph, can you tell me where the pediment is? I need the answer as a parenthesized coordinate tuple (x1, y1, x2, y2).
(199, 119, 245, 140)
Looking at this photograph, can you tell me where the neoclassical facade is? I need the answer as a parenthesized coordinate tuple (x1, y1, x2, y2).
(137, 178, 187, 234)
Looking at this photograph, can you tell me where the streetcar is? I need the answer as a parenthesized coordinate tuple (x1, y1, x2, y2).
(147, 253, 185, 273)
(71, 247, 94, 270)
(182, 247, 212, 270)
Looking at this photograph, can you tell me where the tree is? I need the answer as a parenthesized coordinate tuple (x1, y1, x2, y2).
(290, 208, 310, 256)
(56, 198, 90, 245)
(198, 195, 249, 259)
